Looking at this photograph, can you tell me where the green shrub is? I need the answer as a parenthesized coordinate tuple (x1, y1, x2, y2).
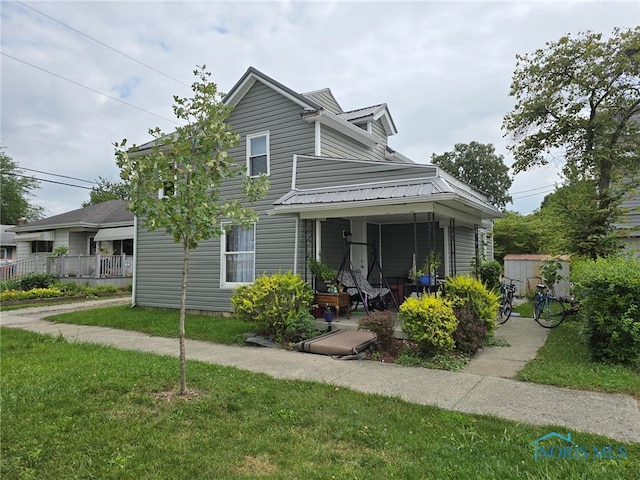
(230, 272, 314, 340)
(0, 279, 20, 292)
(282, 308, 318, 344)
(445, 275, 499, 336)
(358, 310, 396, 353)
(20, 273, 58, 291)
(399, 296, 458, 354)
(479, 260, 502, 291)
(573, 256, 640, 366)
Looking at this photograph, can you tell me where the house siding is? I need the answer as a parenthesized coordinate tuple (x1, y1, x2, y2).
(134, 80, 315, 312)
(294, 156, 437, 190)
(320, 126, 385, 161)
(454, 225, 476, 275)
(69, 231, 89, 255)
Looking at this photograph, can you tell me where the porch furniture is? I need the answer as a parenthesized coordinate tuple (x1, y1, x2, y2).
(314, 292, 351, 319)
(337, 269, 392, 311)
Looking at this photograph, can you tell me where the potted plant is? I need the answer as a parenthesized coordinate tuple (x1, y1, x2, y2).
(308, 255, 337, 292)
(410, 251, 441, 286)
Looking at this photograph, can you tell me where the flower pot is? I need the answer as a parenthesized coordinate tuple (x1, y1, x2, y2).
(323, 311, 334, 322)
(418, 274, 434, 286)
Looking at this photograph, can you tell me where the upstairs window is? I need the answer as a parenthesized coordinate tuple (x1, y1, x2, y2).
(247, 132, 269, 177)
(221, 224, 255, 285)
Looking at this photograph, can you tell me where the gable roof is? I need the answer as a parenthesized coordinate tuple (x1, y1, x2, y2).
(340, 104, 398, 136)
(225, 66, 322, 111)
(9, 200, 133, 232)
(224, 67, 391, 148)
(301, 88, 343, 114)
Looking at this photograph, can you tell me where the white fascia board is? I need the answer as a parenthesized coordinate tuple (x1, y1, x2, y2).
(373, 107, 398, 136)
(226, 73, 315, 110)
(304, 111, 378, 147)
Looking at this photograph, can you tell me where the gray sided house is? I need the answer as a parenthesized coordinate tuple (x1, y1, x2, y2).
(8, 200, 134, 282)
(132, 67, 502, 312)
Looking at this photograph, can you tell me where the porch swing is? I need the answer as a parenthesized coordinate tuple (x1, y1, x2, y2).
(336, 232, 399, 316)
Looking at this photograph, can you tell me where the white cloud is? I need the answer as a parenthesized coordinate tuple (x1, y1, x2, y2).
(1, 0, 638, 216)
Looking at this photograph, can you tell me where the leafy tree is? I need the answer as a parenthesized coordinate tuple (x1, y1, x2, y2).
(115, 66, 269, 395)
(503, 27, 640, 258)
(431, 141, 513, 210)
(492, 211, 543, 262)
(0, 148, 45, 223)
(81, 176, 130, 207)
(536, 180, 624, 258)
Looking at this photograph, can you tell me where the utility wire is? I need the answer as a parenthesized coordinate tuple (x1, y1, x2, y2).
(512, 188, 555, 200)
(2, 52, 181, 126)
(510, 184, 557, 195)
(19, 167, 94, 184)
(2, 172, 93, 190)
(16, 0, 190, 88)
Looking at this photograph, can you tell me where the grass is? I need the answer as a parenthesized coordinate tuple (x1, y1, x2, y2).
(2, 327, 638, 479)
(517, 318, 640, 397)
(47, 305, 256, 345)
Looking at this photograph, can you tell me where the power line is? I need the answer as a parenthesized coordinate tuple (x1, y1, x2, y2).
(512, 188, 555, 200)
(2, 171, 93, 190)
(2, 52, 181, 126)
(16, 0, 191, 88)
(19, 167, 94, 184)
(510, 184, 557, 195)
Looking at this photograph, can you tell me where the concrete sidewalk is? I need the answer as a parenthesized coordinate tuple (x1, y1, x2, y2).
(2, 299, 639, 443)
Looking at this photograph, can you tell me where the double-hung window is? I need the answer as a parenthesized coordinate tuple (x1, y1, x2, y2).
(221, 224, 255, 285)
(247, 132, 269, 177)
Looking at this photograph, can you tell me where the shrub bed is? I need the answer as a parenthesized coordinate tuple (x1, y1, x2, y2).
(572, 255, 640, 366)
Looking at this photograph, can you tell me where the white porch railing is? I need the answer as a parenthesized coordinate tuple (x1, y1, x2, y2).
(0, 255, 133, 282)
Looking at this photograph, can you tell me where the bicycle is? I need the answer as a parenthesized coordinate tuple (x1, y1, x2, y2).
(497, 277, 518, 325)
(532, 284, 566, 328)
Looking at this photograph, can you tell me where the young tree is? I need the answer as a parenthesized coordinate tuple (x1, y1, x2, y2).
(0, 148, 45, 223)
(503, 27, 640, 257)
(430, 141, 513, 210)
(81, 176, 130, 207)
(115, 66, 269, 395)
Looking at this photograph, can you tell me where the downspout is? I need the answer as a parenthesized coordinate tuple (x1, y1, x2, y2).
(131, 215, 138, 306)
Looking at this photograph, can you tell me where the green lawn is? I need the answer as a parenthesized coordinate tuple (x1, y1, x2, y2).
(47, 305, 255, 345)
(2, 328, 638, 479)
(517, 319, 640, 397)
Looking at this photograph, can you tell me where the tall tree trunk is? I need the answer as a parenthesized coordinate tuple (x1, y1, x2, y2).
(179, 239, 190, 395)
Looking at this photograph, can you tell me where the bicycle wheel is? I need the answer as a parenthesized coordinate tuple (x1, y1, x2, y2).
(534, 298, 565, 328)
(497, 298, 512, 324)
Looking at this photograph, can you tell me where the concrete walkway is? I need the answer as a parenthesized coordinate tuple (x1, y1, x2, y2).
(2, 299, 639, 443)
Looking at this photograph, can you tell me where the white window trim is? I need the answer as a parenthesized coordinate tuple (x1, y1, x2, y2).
(246, 131, 270, 177)
(220, 222, 257, 288)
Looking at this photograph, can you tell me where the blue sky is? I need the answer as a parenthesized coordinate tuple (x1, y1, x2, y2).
(1, 0, 638, 217)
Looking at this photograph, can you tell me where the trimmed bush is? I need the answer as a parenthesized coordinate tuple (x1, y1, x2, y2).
(358, 310, 396, 353)
(572, 256, 640, 366)
(480, 260, 502, 291)
(230, 272, 315, 341)
(282, 308, 317, 344)
(400, 296, 458, 354)
(445, 275, 499, 337)
(20, 273, 58, 291)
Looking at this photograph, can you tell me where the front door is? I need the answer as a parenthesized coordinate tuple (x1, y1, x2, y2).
(350, 219, 368, 273)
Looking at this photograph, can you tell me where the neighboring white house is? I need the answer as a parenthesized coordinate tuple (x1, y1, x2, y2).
(7, 200, 134, 282)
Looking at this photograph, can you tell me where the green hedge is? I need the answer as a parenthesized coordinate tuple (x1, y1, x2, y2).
(400, 296, 458, 353)
(572, 256, 640, 366)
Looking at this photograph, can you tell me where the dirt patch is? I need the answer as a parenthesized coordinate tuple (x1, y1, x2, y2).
(236, 454, 278, 476)
(152, 388, 204, 402)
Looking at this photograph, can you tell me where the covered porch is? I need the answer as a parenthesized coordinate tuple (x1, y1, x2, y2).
(271, 176, 502, 313)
